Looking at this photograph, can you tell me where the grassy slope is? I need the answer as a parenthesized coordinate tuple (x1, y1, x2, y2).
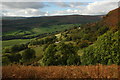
(31, 45, 44, 58)
(30, 24, 79, 34)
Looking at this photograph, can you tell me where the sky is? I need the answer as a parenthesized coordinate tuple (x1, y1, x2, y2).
(1, 0, 119, 17)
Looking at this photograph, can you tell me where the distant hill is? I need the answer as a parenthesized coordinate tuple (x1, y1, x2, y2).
(81, 7, 120, 32)
(1, 16, 28, 20)
(2, 15, 102, 33)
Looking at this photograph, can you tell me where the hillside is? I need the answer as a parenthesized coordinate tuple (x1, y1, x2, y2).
(2, 15, 102, 40)
(2, 15, 102, 32)
(1, 16, 28, 20)
(101, 7, 120, 30)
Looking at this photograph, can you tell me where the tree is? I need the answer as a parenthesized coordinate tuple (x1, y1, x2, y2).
(42, 44, 56, 66)
(11, 44, 28, 53)
(2, 56, 10, 65)
(97, 26, 109, 35)
(67, 54, 80, 65)
(22, 48, 36, 62)
(3, 47, 11, 53)
(77, 40, 90, 49)
(9, 53, 22, 63)
(42, 43, 81, 66)
(11, 45, 19, 53)
(2, 53, 22, 65)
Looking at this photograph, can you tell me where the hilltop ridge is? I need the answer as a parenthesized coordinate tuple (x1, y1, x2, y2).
(102, 7, 120, 29)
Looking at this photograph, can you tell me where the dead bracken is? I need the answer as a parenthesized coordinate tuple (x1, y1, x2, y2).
(2, 64, 119, 79)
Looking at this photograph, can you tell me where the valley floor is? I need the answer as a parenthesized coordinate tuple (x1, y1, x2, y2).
(2, 64, 120, 79)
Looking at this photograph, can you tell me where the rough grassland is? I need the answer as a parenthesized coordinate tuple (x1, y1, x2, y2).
(2, 64, 120, 79)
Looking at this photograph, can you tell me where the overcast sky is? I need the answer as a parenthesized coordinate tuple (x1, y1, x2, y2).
(1, 0, 119, 17)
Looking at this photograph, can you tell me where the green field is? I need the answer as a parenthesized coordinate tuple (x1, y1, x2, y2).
(2, 24, 81, 48)
(31, 24, 76, 34)
(2, 39, 31, 48)
(4, 24, 81, 37)
(32, 46, 44, 58)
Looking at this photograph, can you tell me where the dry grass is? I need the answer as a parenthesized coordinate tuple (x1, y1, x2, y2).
(2, 64, 120, 79)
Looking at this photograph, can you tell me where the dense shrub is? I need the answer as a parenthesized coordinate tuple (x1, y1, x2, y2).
(30, 36, 56, 45)
(97, 26, 109, 35)
(81, 31, 120, 65)
(2, 53, 22, 65)
(42, 43, 81, 66)
(77, 40, 90, 48)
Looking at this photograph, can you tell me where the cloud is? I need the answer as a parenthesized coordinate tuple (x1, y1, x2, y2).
(2, 8, 48, 17)
(48, 9, 81, 16)
(54, 2, 70, 7)
(81, 1, 118, 15)
(2, 8, 45, 17)
(1, 0, 119, 17)
(53, 2, 88, 8)
(70, 2, 89, 8)
(2, 2, 48, 9)
(50, 1, 118, 16)
(1, 2, 48, 17)
(2, 0, 119, 2)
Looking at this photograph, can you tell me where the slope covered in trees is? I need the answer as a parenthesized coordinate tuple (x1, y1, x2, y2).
(81, 31, 119, 65)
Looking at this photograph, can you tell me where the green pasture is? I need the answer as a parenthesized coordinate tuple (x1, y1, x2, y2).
(2, 39, 31, 48)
